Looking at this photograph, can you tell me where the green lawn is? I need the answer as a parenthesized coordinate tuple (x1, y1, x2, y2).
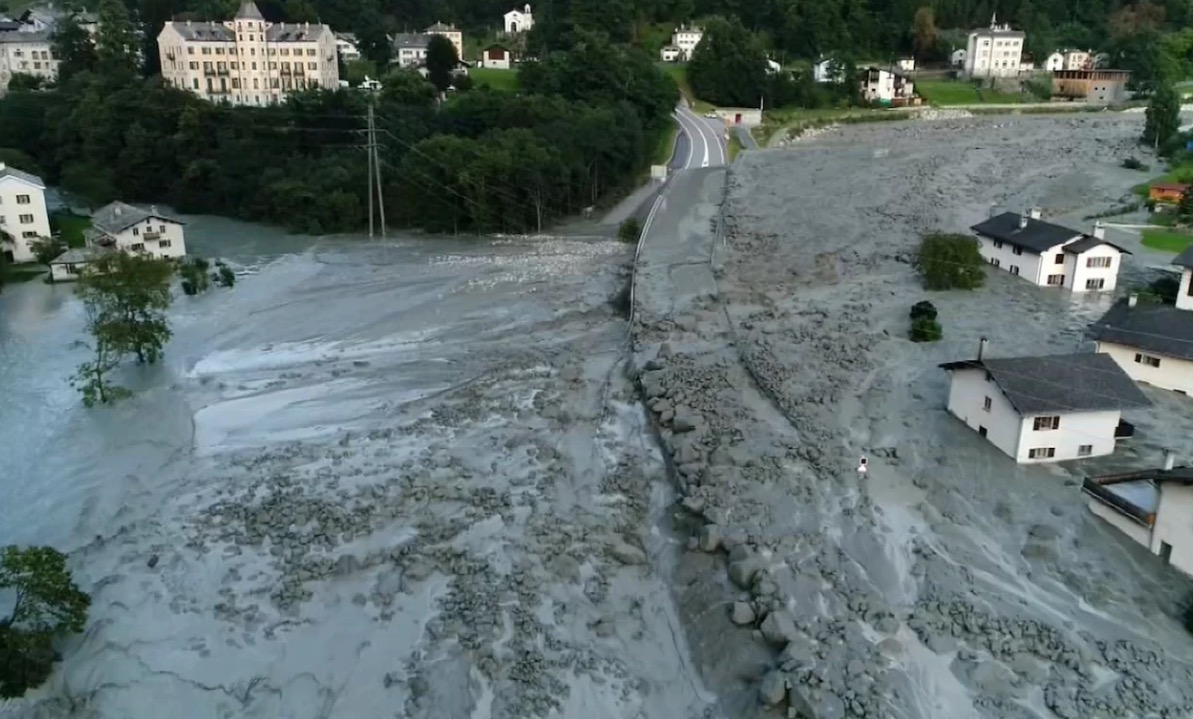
(1149, 211, 1178, 227)
(916, 79, 1024, 105)
(1142, 228, 1193, 252)
(470, 67, 518, 92)
(651, 117, 680, 166)
(660, 64, 714, 113)
(50, 212, 92, 248)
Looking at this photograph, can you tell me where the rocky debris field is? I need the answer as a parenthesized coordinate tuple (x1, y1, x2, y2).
(2, 237, 711, 719)
(631, 115, 1193, 719)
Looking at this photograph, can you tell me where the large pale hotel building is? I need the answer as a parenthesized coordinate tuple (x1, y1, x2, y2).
(158, 1, 339, 106)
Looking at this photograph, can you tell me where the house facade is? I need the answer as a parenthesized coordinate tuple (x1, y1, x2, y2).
(85, 202, 187, 261)
(951, 49, 966, 67)
(503, 4, 533, 34)
(335, 32, 361, 63)
(0, 30, 58, 91)
(426, 23, 463, 60)
(392, 34, 430, 68)
(671, 25, 703, 61)
(660, 45, 680, 62)
(964, 15, 1025, 79)
(1084, 454, 1193, 576)
(0, 162, 50, 264)
(481, 44, 511, 69)
(971, 210, 1128, 292)
(1051, 69, 1130, 104)
(813, 58, 845, 83)
(861, 67, 914, 103)
(1090, 248, 1193, 395)
(940, 343, 1151, 463)
(158, 1, 339, 107)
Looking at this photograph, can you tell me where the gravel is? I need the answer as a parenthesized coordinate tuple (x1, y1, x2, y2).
(632, 113, 1193, 719)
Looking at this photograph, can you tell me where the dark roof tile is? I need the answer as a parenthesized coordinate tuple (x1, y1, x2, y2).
(1089, 298, 1193, 361)
(971, 212, 1082, 254)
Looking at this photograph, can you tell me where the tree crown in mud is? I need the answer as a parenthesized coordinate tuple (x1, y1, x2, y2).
(0, 546, 90, 699)
(915, 232, 985, 291)
(77, 252, 174, 364)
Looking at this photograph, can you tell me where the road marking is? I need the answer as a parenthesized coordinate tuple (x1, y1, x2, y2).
(629, 193, 666, 325)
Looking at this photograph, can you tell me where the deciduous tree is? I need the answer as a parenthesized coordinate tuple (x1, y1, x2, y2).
(425, 34, 459, 94)
(912, 6, 937, 60)
(96, 0, 140, 77)
(52, 14, 97, 82)
(916, 232, 986, 291)
(1143, 82, 1180, 151)
(687, 17, 769, 107)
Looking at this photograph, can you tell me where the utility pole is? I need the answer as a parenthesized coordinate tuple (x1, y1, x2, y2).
(366, 98, 387, 238)
(367, 99, 375, 239)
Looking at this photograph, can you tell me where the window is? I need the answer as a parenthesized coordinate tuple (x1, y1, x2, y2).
(159, 240, 172, 248)
(983, 396, 992, 411)
(308, 62, 317, 70)
(252, 62, 257, 70)
(1033, 416, 1060, 431)
(133, 227, 139, 236)
(129, 243, 144, 251)
(1012, 246, 1023, 256)
(18, 214, 33, 224)
(1046, 274, 1064, 286)
(187, 47, 194, 55)
(1028, 447, 1056, 459)
(159, 225, 166, 233)
(1134, 353, 1162, 368)
(1054, 253, 1065, 264)
(1085, 278, 1105, 290)
(1087, 256, 1112, 268)
(21, 230, 38, 238)
(189, 61, 199, 69)
(15, 194, 29, 204)
(1078, 444, 1093, 457)
(307, 48, 316, 56)
(193, 78, 199, 89)
(253, 78, 259, 89)
(1010, 265, 1019, 276)
(990, 258, 1001, 267)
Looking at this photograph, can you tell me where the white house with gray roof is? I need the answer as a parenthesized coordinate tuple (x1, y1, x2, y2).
(1084, 451, 1193, 576)
(0, 161, 50, 264)
(85, 201, 186, 261)
(158, 1, 339, 106)
(964, 15, 1025, 79)
(971, 209, 1128, 292)
(940, 339, 1152, 463)
(1089, 247, 1193, 395)
(0, 29, 58, 92)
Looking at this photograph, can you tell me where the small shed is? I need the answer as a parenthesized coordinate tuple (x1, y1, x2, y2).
(481, 44, 512, 70)
(49, 246, 111, 282)
(1149, 183, 1189, 205)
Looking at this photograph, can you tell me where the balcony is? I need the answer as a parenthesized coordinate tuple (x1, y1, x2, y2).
(217, 67, 229, 75)
(203, 67, 216, 76)
(280, 66, 291, 74)
(144, 231, 161, 240)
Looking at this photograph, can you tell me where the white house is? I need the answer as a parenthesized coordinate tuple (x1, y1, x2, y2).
(813, 57, 845, 83)
(896, 57, 915, 72)
(335, 32, 361, 63)
(951, 48, 966, 68)
(670, 24, 703, 62)
(481, 44, 511, 70)
(0, 29, 59, 91)
(1084, 452, 1193, 577)
(940, 340, 1151, 463)
(766, 58, 781, 74)
(503, 4, 533, 34)
(860, 67, 914, 103)
(964, 14, 1025, 79)
(0, 162, 51, 264)
(391, 33, 430, 68)
(660, 45, 680, 63)
(971, 209, 1129, 292)
(1089, 247, 1193, 395)
(1045, 52, 1064, 71)
(84, 201, 187, 261)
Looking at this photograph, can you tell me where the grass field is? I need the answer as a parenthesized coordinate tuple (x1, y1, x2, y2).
(1142, 228, 1193, 252)
(470, 67, 518, 92)
(916, 79, 1024, 105)
(50, 212, 92, 248)
(651, 118, 680, 166)
(661, 64, 714, 113)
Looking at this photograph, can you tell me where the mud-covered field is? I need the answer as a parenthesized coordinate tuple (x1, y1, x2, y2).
(0, 229, 713, 719)
(632, 114, 1193, 719)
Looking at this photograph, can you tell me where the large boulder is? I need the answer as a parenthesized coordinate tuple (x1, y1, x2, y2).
(759, 610, 798, 646)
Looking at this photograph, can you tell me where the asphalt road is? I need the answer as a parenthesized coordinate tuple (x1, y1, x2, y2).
(672, 105, 728, 169)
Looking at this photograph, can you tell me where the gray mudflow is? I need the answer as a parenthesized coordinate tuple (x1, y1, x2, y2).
(0, 228, 713, 719)
(631, 113, 1193, 719)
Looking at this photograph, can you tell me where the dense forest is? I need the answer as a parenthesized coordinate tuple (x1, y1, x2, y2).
(0, 1, 675, 234)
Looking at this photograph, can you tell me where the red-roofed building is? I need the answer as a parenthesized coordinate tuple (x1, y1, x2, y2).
(1149, 183, 1189, 204)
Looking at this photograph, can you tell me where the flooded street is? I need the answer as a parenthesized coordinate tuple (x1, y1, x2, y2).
(0, 219, 714, 719)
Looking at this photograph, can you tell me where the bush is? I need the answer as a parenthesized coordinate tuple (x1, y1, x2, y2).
(910, 316, 943, 342)
(215, 262, 235, 288)
(177, 256, 211, 295)
(619, 217, 642, 244)
(910, 300, 938, 321)
(916, 232, 986, 291)
(1121, 157, 1148, 171)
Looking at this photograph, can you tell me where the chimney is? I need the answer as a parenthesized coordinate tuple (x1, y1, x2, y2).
(1019, 214, 1028, 229)
(978, 336, 988, 361)
(0, 162, 5, 171)
(1028, 207, 1042, 219)
(1164, 449, 1176, 471)
(1093, 221, 1105, 239)
(114, 206, 122, 216)
(1128, 293, 1138, 308)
